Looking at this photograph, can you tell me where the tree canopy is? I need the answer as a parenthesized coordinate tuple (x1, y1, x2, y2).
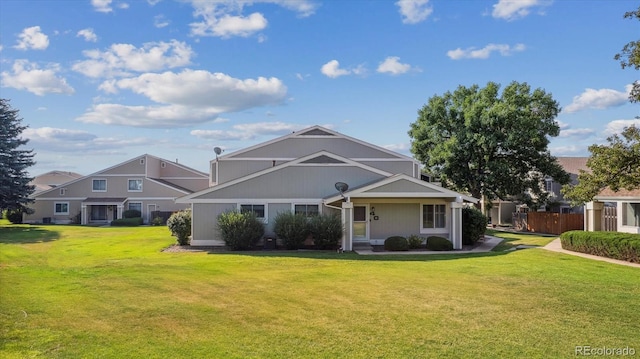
(408, 81, 569, 210)
(0, 99, 36, 212)
(562, 126, 640, 205)
(613, 5, 640, 103)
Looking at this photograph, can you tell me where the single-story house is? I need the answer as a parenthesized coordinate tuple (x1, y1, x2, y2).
(585, 188, 640, 234)
(176, 126, 478, 250)
(25, 154, 209, 225)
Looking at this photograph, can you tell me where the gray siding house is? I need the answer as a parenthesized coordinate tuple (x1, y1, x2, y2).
(25, 154, 209, 225)
(177, 126, 477, 250)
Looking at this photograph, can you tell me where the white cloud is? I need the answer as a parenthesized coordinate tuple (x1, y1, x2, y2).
(24, 126, 156, 153)
(1, 60, 74, 96)
(148, 0, 162, 5)
(117, 2, 129, 9)
(321, 60, 352, 78)
(604, 119, 640, 135)
(396, 0, 433, 24)
(191, 122, 309, 140)
(564, 85, 630, 113)
(188, 0, 318, 38)
(377, 56, 418, 75)
(492, 0, 549, 21)
(550, 145, 582, 156)
(77, 28, 98, 42)
(14, 26, 49, 50)
(559, 128, 596, 138)
(92, 0, 113, 12)
(382, 143, 410, 152)
(72, 40, 193, 78)
(447, 43, 525, 60)
(77, 70, 288, 128)
(154, 14, 170, 28)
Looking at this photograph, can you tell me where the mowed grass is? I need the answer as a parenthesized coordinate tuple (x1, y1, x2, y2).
(1, 221, 639, 358)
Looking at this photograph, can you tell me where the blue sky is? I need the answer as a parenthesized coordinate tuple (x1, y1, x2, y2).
(1, 0, 638, 176)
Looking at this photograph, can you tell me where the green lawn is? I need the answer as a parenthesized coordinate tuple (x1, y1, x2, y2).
(1, 222, 639, 358)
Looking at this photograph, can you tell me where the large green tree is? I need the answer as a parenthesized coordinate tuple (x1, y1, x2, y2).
(614, 5, 640, 103)
(409, 81, 569, 211)
(562, 126, 640, 205)
(0, 99, 35, 213)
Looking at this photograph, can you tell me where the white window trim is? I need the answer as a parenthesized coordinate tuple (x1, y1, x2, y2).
(292, 203, 322, 216)
(238, 203, 268, 224)
(128, 178, 143, 192)
(92, 178, 107, 192)
(420, 202, 448, 234)
(128, 202, 143, 213)
(54, 202, 69, 215)
(622, 202, 640, 227)
(59, 188, 66, 196)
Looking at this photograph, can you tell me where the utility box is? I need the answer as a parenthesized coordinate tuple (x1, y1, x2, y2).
(263, 236, 276, 250)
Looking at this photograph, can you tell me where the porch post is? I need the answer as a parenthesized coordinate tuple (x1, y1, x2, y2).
(81, 205, 87, 225)
(450, 198, 464, 250)
(585, 201, 603, 232)
(342, 201, 353, 251)
(117, 205, 124, 220)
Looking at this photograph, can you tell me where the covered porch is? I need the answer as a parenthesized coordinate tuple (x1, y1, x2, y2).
(81, 198, 127, 225)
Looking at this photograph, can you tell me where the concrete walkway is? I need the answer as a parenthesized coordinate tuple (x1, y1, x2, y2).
(354, 235, 503, 255)
(542, 238, 640, 268)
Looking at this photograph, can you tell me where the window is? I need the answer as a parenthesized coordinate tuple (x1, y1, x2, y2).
(422, 204, 446, 229)
(622, 202, 640, 227)
(128, 202, 142, 213)
(92, 179, 106, 192)
(128, 179, 143, 192)
(545, 178, 554, 192)
(240, 204, 266, 221)
(294, 204, 319, 217)
(54, 202, 69, 215)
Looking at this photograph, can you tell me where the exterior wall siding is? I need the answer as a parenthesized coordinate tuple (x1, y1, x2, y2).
(217, 160, 282, 184)
(191, 203, 236, 245)
(101, 158, 147, 175)
(368, 203, 420, 239)
(364, 179, 438, 193)
(235, 138, 400, 159)
(357, 161, 416, 178)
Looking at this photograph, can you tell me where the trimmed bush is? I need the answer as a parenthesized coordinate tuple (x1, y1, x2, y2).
(217, 210, 264, 250)
(123, 209, 142, 219)
(384, 236, 409, 251)
(151, 216, 164, 226)
(273, 212, 310, 250)
(310, 214, 343, 250)
(462, 207, 487, 245)
(560, 231, 640, 263)
(111, 217, 143, 226)
(167, 209, 192, 245)
(426, 236, 453, 251)
(407, 234, 425, 249)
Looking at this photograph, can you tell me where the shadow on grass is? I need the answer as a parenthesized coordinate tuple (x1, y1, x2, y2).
(0, 225, 60, 244)
(487, 229, 557, 252)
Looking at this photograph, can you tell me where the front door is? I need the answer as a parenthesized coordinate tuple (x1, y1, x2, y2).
(353, 205, 368, 242)
(147, 204, 157, 224)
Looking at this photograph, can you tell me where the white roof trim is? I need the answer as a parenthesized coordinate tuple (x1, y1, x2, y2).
(323, 174, 478, 203)
(219, 125, 419, 164)
(176, 151, 393, 203)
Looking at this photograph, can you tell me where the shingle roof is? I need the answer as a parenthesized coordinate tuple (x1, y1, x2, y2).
(555, 157, 589, 175)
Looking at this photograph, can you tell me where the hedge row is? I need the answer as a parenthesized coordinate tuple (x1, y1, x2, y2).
(111, 217, 143, 226)
(560, 231, 640, 263)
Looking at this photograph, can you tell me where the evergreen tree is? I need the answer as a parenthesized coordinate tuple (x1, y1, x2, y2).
(0, 99, 36, 214)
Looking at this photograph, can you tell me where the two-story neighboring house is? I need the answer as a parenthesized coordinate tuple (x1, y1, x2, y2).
(177, 126, 477, 251)
(25, 154, 209, 225)
(30, 171, 84, 194)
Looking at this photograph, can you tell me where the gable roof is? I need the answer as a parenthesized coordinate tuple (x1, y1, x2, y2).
(556, 157, 589, 175)
(217, 125, 419, 163)
(177, 150, 394, 203)
(595, 187, 640, 200)
(323, 174, 478, 204)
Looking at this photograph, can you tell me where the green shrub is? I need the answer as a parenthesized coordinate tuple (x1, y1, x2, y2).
(462, 207, 487, 245)
(407, 234, 425, 249)
(426, 236, 453, 251)
(384, 236, 409, 251)
(6, 209, 24, 224)
(111, 217, 143, 226)
(310, 214, 343, 249)
(151, 216, 164, 226)
(167, 209, 192, 245)
(123, 209, 142, 219)
(217, 210, 264, 250)
(560, 231, 640, 263)
(273, 212, 310, 249)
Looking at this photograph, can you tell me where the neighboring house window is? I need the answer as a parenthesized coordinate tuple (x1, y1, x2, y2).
(92, 179, 107, 192)
(54, 202, 69, 215)
(128, 202, 142, 213)
(622, 202, 640, 227)
(422, 204, 446, 229)
(128, 179, 143, 192)
(294, 204, 319, 217)
(240, 204, 266, 222)
(545, 178, 554, 192)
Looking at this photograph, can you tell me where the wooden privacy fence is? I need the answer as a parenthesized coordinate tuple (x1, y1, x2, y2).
(602, 206, 617, 232)
(512, 212, 584, 235)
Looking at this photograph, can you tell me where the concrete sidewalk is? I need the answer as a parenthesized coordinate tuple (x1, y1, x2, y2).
(542, 238, 640, 268)
(354, 235, 503, 255)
